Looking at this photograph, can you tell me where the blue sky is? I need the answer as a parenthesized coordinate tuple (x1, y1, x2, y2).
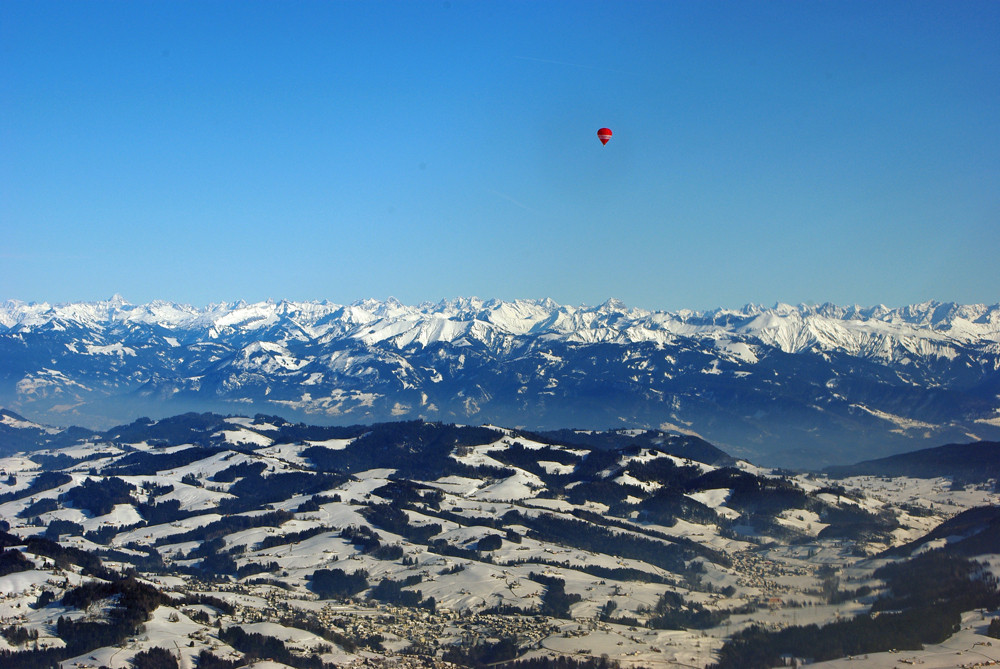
(2, 1, 997, 311)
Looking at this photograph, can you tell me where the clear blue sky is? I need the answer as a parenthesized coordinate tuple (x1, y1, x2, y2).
(3, 1, 998, 311)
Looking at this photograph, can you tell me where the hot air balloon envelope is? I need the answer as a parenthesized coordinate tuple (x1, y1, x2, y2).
(597, 128, 612, 145)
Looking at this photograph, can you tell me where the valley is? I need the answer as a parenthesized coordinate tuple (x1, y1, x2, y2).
(0, 411, 997, 668)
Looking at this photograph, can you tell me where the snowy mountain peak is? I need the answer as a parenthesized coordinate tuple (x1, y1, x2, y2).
(2, 296, 998, 466)
(2, 296, 999, 358)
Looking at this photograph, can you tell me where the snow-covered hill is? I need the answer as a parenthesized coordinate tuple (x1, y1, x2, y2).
(2, 297, 999, 467)
(0, 413, 996, 668)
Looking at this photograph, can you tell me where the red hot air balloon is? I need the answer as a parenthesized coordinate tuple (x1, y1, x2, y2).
(597, 127, 612, 145)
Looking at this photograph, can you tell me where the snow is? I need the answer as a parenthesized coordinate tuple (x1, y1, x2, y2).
(225, 416, 279, 431)
(335, 468, 397, 502)
(0, 567, 49, 595)
(270, 389, 380, 416)
(686, 488, 730, 508)
(217, 428, 273, 447)
(114, 511, 225, 547)
(6, 297, 998, 359)
(618, 449, 667, 465)
(717, 339, 759, 363)
(734, 459, 771, 476)
(158, 481, 234, 510)
(72, 503, 145, 531)
(809, 609, 1000, 668)
(15, 368, 91, 397)
(302, 372, 324, 385)
(659, 453, 716, 474)
(425, 475, 485, 497)
(614, 472, 661, 493)
(1, 413, 58, 432)
(153, 449, 256, 479)
(303, 437, 355, 450)
(975, 409, 1000, 427)
(849, 404, 937, 431)
(537, 460, 575, 475)
(235, 622, 352, 661)
(776, 508, 829, 535)
(0, 456, 42, 493)
(254, 443, 314, 466)
(450, 441, 512, 470)
(84, 342, 136, 357)
(473, 469, 545, 501)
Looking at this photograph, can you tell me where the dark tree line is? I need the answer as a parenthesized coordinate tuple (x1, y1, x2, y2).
(254, 525, 332, 550)
(441, 636, 520, 666)
(0, 646, 64, 669)
(361, 502, 442, 544)
(218, 472, 348, 514)
(236, 560, 280, 578)
(210, 459, 267, 482)
(97, 545, 166, 572)
(626, 455, 703, 489)
(295, 493, 341, 512)
(17, 497, 59, 518)
(103, 446, 224, 476)
(710, 551, 1000, 669)
(56, 577, 165, 656)
(303, 421, 501, 478)
(635, 487, 719, 527)
(501, 657, 634, 669)
(178, 593, 235, 614)
(1, 625, 39, 645)
(642, 589, 729, 630)
(24, 536, 118, 579)
(131, 646, 178, 669)
(135, 497, 200, 526)
(0, 548, 33, 576)
(217, 625, 336, 669)
(368, 574, 426, 607)
(309, 567, 370, 599)
(689, 468, 806, 515)
(529, 573, 582, 619)
(370, 479, 443, 508)
(518, 511, 702, 573)
(154, 510, 293, 547)
(0, 472, 71, 504)
(484, 441, 584, 486)
(42, 520, 83, 541)
(505, 556, 670, 585)
(196, 650, 241, 669)
(103, 413, 229, 448)
(59, 476, 137, 516)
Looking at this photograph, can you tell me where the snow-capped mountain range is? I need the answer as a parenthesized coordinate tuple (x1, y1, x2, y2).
(2, 296, 999, 467)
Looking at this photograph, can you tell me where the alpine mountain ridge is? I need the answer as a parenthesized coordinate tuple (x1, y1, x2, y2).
(2, 296, 999, 467)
